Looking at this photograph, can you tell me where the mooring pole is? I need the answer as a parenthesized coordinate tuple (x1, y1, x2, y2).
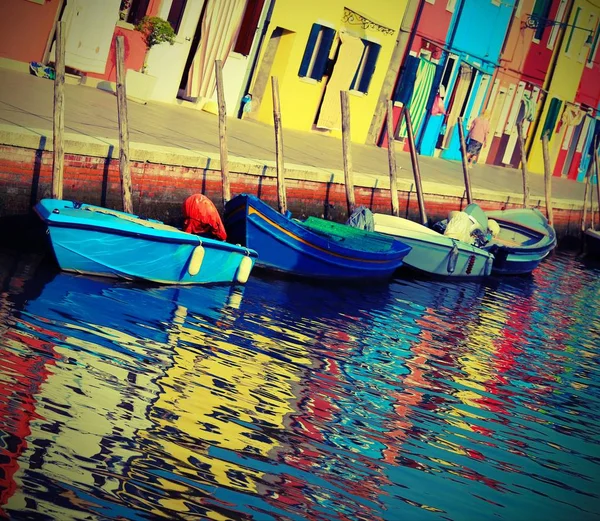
(52, 21, 65, 200)
(271, 76, 287, 214)
(404, 108, 427, 226)
(115, 35, 133, 214)
(340, 91, 355, 218)
(541, 133, 554, 225)
(215, 59, 231, 204)
(594, 139, 600, 228)
(517, 120, 530, 208)
(581, 159, 592, 235)
(457, 117, 473, 205)
(386, 100, 399, 217)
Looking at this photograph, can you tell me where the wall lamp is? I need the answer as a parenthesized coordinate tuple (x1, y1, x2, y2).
(525, 13, 594, 44)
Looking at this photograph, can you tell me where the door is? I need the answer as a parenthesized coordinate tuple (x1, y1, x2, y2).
(59, 0, 121, 73)
(145, 0, 207, 102)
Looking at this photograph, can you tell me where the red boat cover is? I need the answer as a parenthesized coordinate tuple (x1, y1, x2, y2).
(182, 194, 227, 241)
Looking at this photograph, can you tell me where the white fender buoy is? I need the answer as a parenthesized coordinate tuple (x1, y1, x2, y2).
(485, 254, 494, 276)
(188, 244, 205, 276)
(447, 243, 459, 274)
(236, 255, 253, 284)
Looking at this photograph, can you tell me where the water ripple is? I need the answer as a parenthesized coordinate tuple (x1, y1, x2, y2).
(1, 251, 600, 520)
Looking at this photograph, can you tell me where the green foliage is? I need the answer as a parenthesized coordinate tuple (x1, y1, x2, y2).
(135, 16, 176, 49)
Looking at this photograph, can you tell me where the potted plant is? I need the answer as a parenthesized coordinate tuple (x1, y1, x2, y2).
(126, 16, 176, 103)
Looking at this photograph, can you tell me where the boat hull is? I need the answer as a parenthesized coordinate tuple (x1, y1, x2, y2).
(373, 214, 493, 278)
(484, 208, 556, 275)
(584, 229, 600, 257)
(35, 199, 258, 285)
(224, 195, 410, 280)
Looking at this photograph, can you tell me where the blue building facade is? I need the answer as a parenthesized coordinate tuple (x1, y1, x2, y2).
(417, 0, 515, 160)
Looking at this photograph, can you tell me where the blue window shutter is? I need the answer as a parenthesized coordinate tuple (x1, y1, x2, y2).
(299, 24, 321, 77)
(358, 43, 380, 93)
(349, 43, 366, 90)
(311, 27, 335, 80)
(532, 0, 551, 40)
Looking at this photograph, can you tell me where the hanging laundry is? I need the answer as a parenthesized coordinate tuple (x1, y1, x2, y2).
(521, 93, 536, 122)
(541, 97, 562, 138)
(556, 103, 586, 132)
(431, 94, 446, 116)
(397, 57, 437, 138)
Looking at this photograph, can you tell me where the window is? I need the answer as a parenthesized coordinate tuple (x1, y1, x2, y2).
(298, 24, 336, 81)
(122, 0, 150, 25)
(531, 0, 552, 41)
(547, 0, 568, 50)
(565, 7, 581, 55)
(167, 0, 187, 33)
(446, 0, 457, 12)
(587, 24, 600, 67)
(234, 0, 267, 56)
(515, 0, 524, 17)
(349, 40, 381, 94)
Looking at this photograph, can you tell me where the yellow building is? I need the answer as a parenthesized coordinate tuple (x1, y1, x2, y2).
(248, 0, 407, 143)
(528, 0, 599, 174)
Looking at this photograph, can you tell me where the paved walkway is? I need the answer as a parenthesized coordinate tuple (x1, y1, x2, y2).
(0, 68, 587, 206)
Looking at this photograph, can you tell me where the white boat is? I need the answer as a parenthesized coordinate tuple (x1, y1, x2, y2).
(372, 213, 494, 279)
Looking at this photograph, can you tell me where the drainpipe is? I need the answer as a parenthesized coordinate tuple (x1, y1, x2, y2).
(365, 0, 425, 145)
(236, 0, 275, 118)
(525, 0, 575, 157)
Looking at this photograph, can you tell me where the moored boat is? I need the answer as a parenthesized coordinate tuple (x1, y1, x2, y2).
(584, 228, 600, 257)
(35, 199, 258, 285)
(223, 194, 411, 280)
(372, 213, 494, 279)
(466, 205, 556, 275)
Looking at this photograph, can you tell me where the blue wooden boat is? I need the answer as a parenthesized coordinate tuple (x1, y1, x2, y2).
(223, 194, 411, 280)
(34, 199, 258, 285)
(464, 204, 556, 275)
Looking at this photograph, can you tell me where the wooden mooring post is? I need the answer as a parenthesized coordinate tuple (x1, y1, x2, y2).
(115, 36, 133, 214)
(52, 21, 65, 200)
(340, 91, 355, 218)
(404, 108, 427, 226)
(541, 133, 554, 225)
(457, 117, 473, 205)
(581, 159, 593, 235)
(271, 76, 287, 214)
(215, 59, 231, 204)
(595, 140, 600, 228)
(386, 100, 399, 217)
(517, 120, 530, 208)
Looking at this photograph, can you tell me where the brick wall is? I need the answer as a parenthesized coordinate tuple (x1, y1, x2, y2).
(0, 144, 583, 241)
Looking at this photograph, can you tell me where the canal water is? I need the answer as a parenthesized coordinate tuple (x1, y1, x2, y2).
(0, 248, 599, 520)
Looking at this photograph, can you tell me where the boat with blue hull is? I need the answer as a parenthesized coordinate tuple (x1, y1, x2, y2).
(223, 194, 411, 280)
(35, 199, 258, 285)
(465, 205, 556, 275)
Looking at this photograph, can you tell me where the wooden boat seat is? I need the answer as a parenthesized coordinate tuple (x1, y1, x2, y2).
(300, 216, 397, 252)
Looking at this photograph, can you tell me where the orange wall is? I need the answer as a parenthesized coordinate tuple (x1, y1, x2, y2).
(87, 27, 147, 82)
(0, 0, 61, 63)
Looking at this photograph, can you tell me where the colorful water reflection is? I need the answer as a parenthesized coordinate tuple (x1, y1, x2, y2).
(1, 249, 599, 520)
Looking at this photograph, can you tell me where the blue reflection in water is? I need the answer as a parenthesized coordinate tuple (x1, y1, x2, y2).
(0, 250, 599, 520)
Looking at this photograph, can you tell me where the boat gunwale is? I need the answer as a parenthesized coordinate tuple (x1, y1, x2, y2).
(230, 194, 410, 263)
(35, 203, 257, 258)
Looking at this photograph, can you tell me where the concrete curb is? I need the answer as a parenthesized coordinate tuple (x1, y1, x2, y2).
(0, 123, 584, 211)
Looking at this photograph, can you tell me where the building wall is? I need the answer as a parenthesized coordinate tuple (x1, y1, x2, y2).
(380, 0, 453, 150)
(435, 0, 514, 162)
(0, 0, 62, 64)
(250, 0, 407, 143)
(528, 0, 596, 175)
(479, 0, 537, 166)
